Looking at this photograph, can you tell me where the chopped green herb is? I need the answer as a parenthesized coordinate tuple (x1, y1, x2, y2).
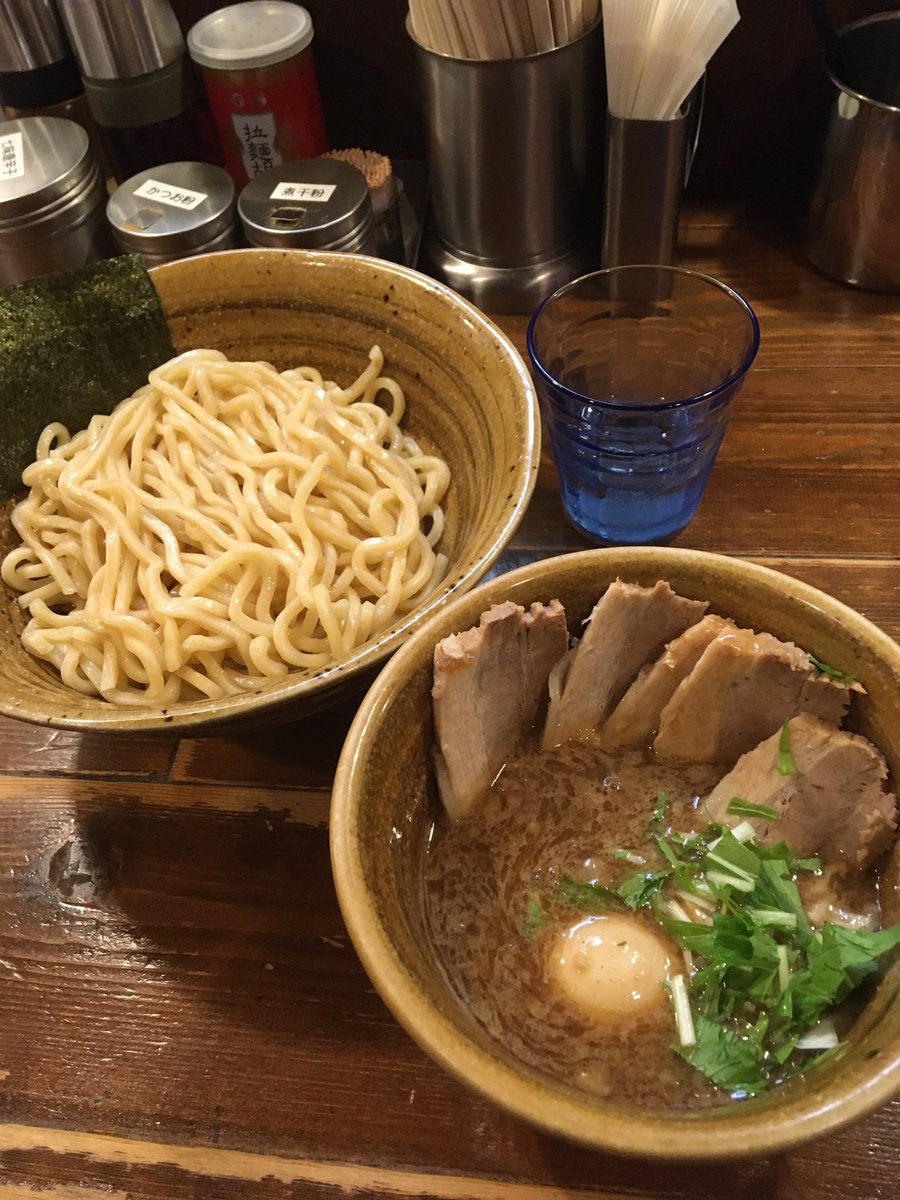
(726, 797, 780, 822)
(616, 816, 900, 1096)
(809, 654, 856, 683)
(611, 848, 646, 864)
(556, 876, 622, 911)
(617, 868, 672, 910)
(526, 804, 896, 1098)
(784, 923, 900, 1032)
(776, 721, 796, 776)
(521, 894, 545, 939)
(651, 789, 668, 823)
(677, 1014, 769, 1096)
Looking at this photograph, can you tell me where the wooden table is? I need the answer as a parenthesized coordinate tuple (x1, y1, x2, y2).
(0, 207, 898, 1199)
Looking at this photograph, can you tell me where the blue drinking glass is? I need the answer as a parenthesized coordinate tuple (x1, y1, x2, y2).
(527, 266, 760, 545)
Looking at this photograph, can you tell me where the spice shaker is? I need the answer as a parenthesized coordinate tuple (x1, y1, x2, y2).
(238, 158, 376, 253)
(107, 162, 238, 267)
(56, 0, 219, 184)
(0, 115, 116, 287)
(187, 2, 328, 185)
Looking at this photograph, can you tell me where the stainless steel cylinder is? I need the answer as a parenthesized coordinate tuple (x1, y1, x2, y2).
(0, 0, 71, 71)
(0, 116, 115, 285)
(56, 0, 185, 79)
(238, 158, 376, 253)
(806, 12, 900, 293)
(602, 114, 687, 269)
(413, 21, 603, 312)
(107, 161, 237, 266)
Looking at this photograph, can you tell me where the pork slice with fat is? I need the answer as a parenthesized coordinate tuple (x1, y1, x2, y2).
(599, 614, 732, 750)
(705, 713, 897, 869)
(544, 580, 708, 748)
(432, 599, 568, 820)
(654, 626, 857, 765)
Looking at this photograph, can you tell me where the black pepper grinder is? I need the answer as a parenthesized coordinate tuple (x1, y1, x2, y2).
(56, 0, 220, 184)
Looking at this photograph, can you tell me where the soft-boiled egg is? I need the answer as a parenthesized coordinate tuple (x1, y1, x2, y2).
(547, 913, 672, 1020)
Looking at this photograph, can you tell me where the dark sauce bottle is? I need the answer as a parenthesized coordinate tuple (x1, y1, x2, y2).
(56, 0, 220, 185)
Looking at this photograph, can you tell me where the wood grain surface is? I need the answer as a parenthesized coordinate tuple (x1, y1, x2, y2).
(0, 206, 898, 1198)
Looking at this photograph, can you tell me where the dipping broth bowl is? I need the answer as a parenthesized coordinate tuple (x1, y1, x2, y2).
(0, 249, 539, 734)
(330, 546, 900, 1159)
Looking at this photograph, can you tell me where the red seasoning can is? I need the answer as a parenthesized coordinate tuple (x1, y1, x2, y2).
(186, 1, 328, 186)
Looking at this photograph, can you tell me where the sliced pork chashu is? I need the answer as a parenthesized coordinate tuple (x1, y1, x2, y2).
(705, 714, 898, 869)
(654, 626, 856, 765)
(600, 614, 731, 750)
(432, 600, 568, 820)
(544, 580, 707, 748)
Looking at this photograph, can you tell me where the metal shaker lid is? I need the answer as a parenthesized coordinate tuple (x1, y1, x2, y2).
(0, 116, 105, 251)
(107, 161, 236, 257)
(56, 0, 185, 80)
(0, 116, 93, 219)
(187, 2, 314, 71)
(238, 158, 373, 250)
(0, 0, 71, 72)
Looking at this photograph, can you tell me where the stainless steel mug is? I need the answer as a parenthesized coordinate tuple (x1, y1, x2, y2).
(806, 11, 900, 293)
(412, 20, 604, 314)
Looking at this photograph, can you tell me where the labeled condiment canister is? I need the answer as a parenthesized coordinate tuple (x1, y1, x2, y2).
(0, 115, 115, 286)
(107, 161, 237, 266)
(237, 157, 376, 253)
(187, 1, 328, 186)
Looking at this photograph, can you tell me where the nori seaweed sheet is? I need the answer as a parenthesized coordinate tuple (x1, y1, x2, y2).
(0, 254, 174, 499)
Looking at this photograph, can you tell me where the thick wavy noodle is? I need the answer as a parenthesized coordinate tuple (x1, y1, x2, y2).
(1, 347, 451, 706)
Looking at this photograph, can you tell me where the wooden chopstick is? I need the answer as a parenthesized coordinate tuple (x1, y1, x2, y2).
(410, 0, 598, 58)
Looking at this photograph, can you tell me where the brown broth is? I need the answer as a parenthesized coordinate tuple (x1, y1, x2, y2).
(423, 736, 883, 1109)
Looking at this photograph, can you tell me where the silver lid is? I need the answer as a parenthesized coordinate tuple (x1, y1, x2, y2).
(107, 161, 236, 256)
(56, 0, 185, 80)
(0, 0, 71, 72)
(238, 158, 374, 250)
(0, 116, 104, 242)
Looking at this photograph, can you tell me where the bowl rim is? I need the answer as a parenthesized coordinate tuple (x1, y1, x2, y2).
(330, 545, 900, 1159)
(0, 248, 540, 733)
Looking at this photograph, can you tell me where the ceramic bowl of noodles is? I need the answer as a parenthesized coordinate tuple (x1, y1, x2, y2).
(0, 249, 539, 733)
(330, 546, 900, 1158)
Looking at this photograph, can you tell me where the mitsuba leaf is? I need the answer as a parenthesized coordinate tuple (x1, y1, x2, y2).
(677, 1015, 769, 1096)
(617, 869, 672, 910)
(522, 894, 545, 938)
(556, 876, 622, 911)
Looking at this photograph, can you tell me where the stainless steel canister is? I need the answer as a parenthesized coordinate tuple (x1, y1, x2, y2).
(107, 161, 237, 266)
(56, 0, 185, 78)
(806, 12, 900, 293)
(412, 20, 604, 313)
(0, 0, 73, 74)
(237, 157, 376, 252)
(0, 115, 114, 285)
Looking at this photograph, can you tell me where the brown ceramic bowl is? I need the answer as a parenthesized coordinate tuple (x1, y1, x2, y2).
(0, 249, 539, 733)
(331, 546, 900, 1159)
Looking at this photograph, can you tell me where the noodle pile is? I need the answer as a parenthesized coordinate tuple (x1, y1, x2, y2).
(1, 346, 451, 705)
